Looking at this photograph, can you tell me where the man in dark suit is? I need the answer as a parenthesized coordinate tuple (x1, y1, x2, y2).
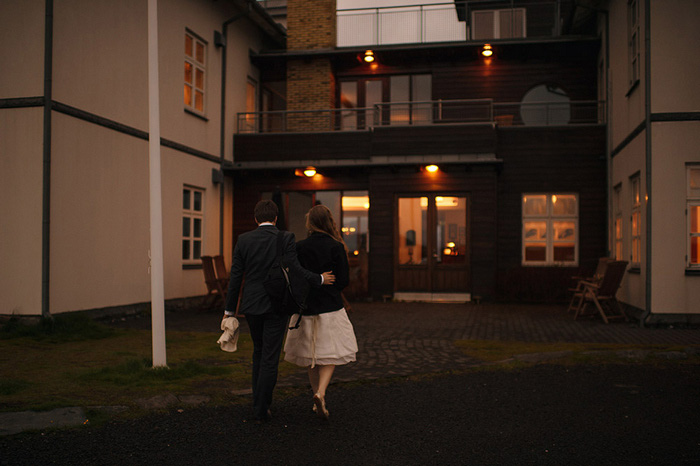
(224, 200, 334, 422)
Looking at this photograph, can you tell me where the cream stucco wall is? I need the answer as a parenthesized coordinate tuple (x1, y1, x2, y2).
(0, 108, 44, 315)
(650, 0, 700, 113)
(49, 114, 151, 313)
(161, 147, 222, 299)
(650, 122, 700, 314)
(611, 133, 646, 311)
(606, 0, 646, 151)
(52, 0, 149, 131)
(0, 0, 44, 98)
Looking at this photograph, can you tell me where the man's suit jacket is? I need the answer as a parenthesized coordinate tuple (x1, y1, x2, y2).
(225, 225, 322, 316)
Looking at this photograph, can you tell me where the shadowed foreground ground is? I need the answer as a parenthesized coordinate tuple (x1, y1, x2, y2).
(2, 363, 699, 465)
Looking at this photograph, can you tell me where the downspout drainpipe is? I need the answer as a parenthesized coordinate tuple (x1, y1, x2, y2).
(218, 3, 252, 255)
(41, 0, 54, 320)
(640, 0, 652, 327)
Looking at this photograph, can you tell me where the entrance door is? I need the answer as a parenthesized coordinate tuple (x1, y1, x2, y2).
(395, 195, 470, 297)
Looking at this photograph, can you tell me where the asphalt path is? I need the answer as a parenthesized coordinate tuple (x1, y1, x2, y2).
(2, 363, 699, 465)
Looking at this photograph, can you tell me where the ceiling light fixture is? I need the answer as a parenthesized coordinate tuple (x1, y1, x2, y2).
(481, 44, 493, 57)
(363, 50, 375, 63)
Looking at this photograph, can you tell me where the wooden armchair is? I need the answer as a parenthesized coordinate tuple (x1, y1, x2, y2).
(571, 260, 629, 324)
(213, 255, 229, 290)
(567, 257, 610, 313)
(201, 256, 226, 306)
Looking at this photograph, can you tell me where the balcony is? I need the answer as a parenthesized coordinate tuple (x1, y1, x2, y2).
(337, 0, 574, 47)
(237, 99, 605, 134)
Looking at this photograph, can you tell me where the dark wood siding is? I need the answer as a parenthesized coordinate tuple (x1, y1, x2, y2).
(234, 131, 371, 162)
(369, 166, 498, 300)
(372, 124, 495, 156)
(495, 125, 607, 302)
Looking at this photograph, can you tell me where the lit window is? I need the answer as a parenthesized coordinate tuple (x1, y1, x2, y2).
(688, 167, 700, 267)
(631, 176, 641, 265)
(613, 185, 623, 260)
(183, 187, 204, 263)
(185, 31, 206, 114)
(522, 194, 578, 265)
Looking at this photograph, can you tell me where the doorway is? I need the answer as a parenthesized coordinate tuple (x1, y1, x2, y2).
(395, 194, 470, 300)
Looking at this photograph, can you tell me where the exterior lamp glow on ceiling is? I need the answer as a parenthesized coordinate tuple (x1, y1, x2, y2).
(303, 166, 317, 177)
(481, 44, 493, 57)
(364, 50, 375, 63)
(425, 164, 439, 173)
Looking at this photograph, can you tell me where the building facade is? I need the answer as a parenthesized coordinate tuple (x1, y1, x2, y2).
(233, 0, 608, 303)
(0, 0, 283, 316)
(602, 0, 700, 321)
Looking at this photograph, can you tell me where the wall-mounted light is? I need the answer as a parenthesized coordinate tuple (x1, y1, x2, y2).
(425, 164, 439, 173)
(363, 50, 375, 63)
(481, 44, 493, 57)
(294, 166, 317, 177)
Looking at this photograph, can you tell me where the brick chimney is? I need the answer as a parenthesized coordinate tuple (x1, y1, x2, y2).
(286, 0, 337, 130)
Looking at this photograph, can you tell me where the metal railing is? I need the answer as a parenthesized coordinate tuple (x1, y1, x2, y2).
(337, 0, 564, 47)
(236, 99, 605, 134)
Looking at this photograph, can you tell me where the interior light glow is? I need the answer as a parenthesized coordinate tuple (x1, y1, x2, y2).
(303, 166, 317, 177)
(425, 164, 439, 173)
(364, 50, 375, 63)
(481, 44, 493, 57)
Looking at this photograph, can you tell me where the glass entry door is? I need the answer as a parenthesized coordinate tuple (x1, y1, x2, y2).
(396, 195, 470, 293)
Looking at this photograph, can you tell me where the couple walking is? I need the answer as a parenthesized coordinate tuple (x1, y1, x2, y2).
(224, 200, 358, 423)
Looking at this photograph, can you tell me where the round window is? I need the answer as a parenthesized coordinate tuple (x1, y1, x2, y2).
(520, 85, 570, 126)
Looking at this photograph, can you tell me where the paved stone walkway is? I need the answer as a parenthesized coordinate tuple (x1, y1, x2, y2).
(272, 301, 700, 387)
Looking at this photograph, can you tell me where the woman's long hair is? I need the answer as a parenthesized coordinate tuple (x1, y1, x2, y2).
(306, 204, 348, 253)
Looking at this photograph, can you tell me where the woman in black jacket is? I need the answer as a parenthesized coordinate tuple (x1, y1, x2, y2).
(283, 205, 358, 420)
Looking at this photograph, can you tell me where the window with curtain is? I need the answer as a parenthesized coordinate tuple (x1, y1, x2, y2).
(184, 31, 206, 114)
(522, 194, 578, 265)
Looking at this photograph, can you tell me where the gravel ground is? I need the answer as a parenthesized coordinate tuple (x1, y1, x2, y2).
(2, 364, 699, 466)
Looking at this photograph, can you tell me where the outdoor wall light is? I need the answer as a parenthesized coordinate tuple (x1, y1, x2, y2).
(481, 44, 493, 57)
(363, 50, 375, 63)
(425, 164, 439, 173)
(303, 166, 317, 177)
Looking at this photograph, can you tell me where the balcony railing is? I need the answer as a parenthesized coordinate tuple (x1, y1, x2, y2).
(337, 0, 566, 47)
(237, 99, 605, 134)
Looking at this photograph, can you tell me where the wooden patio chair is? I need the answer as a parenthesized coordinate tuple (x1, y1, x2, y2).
(201, 255, 226, 306)
(572, 260, 629, 324)
(213, 255, 229, 290)
(566, 257, 610, 313)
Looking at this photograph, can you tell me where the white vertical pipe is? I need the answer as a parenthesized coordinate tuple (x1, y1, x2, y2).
(148, 0, 167, 367)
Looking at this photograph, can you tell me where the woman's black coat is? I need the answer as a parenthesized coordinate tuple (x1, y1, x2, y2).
(296, 232, 349, 315)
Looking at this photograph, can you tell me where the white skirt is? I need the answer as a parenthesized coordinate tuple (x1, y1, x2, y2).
(284, 308, 358, 367)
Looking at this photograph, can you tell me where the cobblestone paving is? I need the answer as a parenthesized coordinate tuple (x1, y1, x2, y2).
(275, 301, 700, 387)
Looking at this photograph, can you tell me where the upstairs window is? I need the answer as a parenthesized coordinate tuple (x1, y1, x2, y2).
(688, 166, 700, 268)
(471, 8, 526, 40)
(183, 187, 204, 263)
(522, 194, 578, 265)
(184, 31, 206, 114)
(628, 0, 640, 88)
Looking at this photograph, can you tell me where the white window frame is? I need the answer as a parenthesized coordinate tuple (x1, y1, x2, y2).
(630, 175, 642, 266)
(628, 0, 640, 88)
(471, 8, 526, 40)
(184, 30, 206, 114)
(687, 166, 700, 268)
(522, 193, 579, 266)
(183, 186, 204, 264)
